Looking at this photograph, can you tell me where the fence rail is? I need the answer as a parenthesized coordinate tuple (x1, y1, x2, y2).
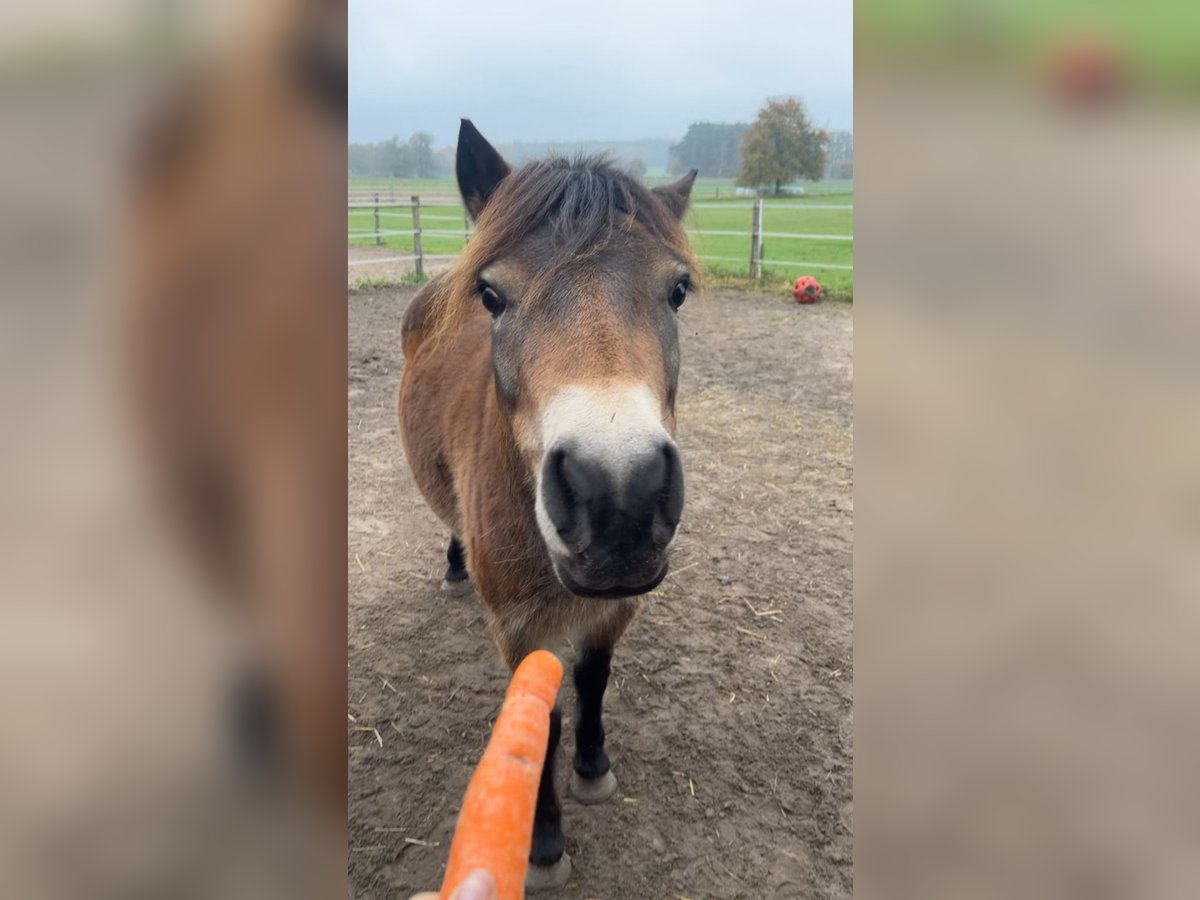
(691, 202, 853, 210)
(349, 195, 852, 281)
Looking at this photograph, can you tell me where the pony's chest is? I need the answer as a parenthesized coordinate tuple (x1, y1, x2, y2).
(534, 593, 642, 654)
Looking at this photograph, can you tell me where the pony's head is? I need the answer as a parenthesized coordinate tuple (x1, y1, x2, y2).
(452, 119, 697, 599)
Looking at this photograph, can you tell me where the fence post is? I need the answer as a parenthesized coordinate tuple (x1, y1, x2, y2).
(411, 195, 424, 278)
(373, 193, 381, 246)
(463, 208, 470, 246)
(749, 198, 763, 279)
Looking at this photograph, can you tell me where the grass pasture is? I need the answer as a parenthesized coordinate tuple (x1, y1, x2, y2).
(348, 200, 470, 260)
(349, 177, 853, 295)
(686, 192, 853, 293)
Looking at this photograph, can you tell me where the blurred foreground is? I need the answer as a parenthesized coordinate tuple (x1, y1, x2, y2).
(1, 2, 346, 897)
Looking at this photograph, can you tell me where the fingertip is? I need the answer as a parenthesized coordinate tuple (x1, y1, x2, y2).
(451, 868, 496, 900)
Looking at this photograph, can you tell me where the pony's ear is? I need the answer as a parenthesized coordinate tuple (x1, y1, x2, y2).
(457, 119, 510, 220)
(652, 169, 698, 220)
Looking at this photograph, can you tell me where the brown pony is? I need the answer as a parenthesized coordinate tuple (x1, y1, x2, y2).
(398, 120, 697, 888)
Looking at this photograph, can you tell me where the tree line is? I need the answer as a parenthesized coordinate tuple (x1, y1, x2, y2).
(348, 135, 674, 179)
(350, 98, 852, 194)
(348, 132, 454, 179)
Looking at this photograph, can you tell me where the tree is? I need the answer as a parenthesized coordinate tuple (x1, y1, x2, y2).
(669, 122, 748, 177)
(347, 133, 457, 178)
(408, 132, 436, 178)
(348, 142, 372, 176)
(824, 129, 853, 180)
(736, 98, 828, 196)
(829, 158, 853, 180)
(434, 146, 456, 178)
(378, 136, 411, 177)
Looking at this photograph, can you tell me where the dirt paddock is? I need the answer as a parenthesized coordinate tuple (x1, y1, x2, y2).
(348, 285, 853, 899)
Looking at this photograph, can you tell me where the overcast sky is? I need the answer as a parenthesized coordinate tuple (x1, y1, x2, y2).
(349, 0, 853, 146)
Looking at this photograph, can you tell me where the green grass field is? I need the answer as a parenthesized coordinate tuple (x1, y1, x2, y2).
(857, 0, 1200, 97)
(349, 177, 853, 294)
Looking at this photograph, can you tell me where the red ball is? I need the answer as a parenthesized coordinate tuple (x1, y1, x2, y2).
(1049, 33, 1123, 105)
(791, 276, 821, 304)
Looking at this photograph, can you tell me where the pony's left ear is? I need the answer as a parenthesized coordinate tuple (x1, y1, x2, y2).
(457, 118, 511, 220)
(652, 168, 698, 220)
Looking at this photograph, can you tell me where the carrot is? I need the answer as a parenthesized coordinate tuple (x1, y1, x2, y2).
(439, 649, 564, 900)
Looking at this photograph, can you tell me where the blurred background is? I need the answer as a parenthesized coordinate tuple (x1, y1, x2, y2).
(1, 1, 346, 897)
(855, 1, 1200, 898)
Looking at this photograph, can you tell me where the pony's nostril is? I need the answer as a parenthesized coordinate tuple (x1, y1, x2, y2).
(560, 449, 596, 503)
(541, 444, 598, 550)
(624, 447, 667, 512)
(653, 441, 684, 529)
(541, 446, 576, 536)
(617, 442, 683, 549)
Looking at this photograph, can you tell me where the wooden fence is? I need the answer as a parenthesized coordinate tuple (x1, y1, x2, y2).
(349, 196, 853, 279)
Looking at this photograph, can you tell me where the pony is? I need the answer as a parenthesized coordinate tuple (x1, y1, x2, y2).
(398, 119, 697, 888)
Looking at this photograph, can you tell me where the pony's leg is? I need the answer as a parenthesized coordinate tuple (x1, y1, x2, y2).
(570, 645, 620, 804)
(525, 704, 572, 890)
(440, 535, 471, 595)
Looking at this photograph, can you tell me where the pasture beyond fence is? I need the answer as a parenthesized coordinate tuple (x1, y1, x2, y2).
(348, 189, 853, 290)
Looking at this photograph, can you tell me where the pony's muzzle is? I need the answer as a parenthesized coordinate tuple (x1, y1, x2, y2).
(539, 439, 684, 598)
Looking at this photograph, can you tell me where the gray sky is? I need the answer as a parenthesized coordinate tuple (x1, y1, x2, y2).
(349, 0, 852, 146)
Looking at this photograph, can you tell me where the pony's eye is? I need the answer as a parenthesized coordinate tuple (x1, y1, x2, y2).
(669, 279, 689, 311)
(478, 282, 506, 316)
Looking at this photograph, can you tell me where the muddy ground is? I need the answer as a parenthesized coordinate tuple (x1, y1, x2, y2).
(348, 286, 853, 899)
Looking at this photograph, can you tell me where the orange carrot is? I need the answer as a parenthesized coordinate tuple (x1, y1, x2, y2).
(439, 649, 563, 900)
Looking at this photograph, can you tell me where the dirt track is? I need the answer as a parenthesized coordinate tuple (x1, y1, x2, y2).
(348, 285, 853, 899)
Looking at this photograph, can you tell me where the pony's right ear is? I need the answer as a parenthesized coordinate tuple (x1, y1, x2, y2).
(457, 119, 510, 220)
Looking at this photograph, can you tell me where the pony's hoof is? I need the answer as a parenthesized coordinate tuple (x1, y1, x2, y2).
(525, 852, 571, 892)
(440, 577, 472, 596)
(570, 770, 618, 805)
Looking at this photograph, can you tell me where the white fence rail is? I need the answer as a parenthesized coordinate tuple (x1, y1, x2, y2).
(349, 194, 852, 280)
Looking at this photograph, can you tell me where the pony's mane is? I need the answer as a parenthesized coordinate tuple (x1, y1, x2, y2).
(475, 154, 684, 258)
(427, 155, 694, 340)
